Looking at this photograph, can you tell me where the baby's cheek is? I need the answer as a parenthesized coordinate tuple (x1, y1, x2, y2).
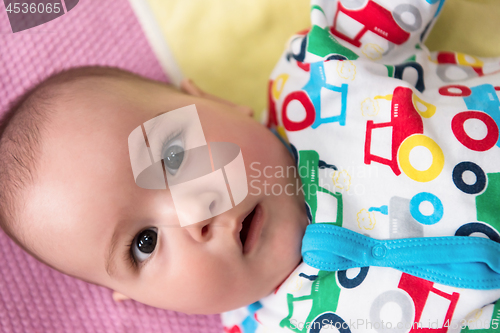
(263, 227, 302, 274)
(168, 258, 240, 313)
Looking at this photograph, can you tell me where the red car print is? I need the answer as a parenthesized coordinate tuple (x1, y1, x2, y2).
(364, 87, 423, 176)
(330, 0, 421, 48)
(364, 86, 444, 182)
(371, 273, 459, 333)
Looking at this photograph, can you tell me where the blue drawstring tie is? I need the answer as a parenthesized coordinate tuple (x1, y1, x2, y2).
(302, 223, 500, 289)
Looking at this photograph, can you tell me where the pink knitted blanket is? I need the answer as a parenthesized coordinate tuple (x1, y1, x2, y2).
(0, 0, 222, 331)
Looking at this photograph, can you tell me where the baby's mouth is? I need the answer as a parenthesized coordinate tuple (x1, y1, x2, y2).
(239, 203, 264, 254)
(239, 206, 256, 248)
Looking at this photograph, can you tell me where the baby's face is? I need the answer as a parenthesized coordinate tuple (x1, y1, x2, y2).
(21, 76, 307, 314)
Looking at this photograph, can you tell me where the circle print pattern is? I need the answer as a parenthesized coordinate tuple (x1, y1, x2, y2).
(452, 162, 487, 194)
(409, 192, 443, 225)
(451, 111, 499, 152)
(398, 135, 444, 182)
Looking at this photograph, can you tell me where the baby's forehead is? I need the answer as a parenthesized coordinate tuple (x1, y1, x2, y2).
(49, 75, 145, 104)
(45, 76, 173, 129)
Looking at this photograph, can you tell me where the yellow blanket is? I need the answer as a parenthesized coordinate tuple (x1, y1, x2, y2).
(146, 0, 500, 119)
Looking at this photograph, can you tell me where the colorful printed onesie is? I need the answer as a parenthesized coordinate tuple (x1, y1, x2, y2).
(222, 0, 500, 332)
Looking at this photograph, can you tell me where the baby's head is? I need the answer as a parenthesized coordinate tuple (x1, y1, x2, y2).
(0, 66, 307, 314)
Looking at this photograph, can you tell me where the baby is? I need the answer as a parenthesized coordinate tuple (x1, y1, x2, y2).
(2, 0, 500, 332)
(0, 67, 308, 315)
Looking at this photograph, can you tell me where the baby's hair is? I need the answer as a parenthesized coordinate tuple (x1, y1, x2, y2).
(0, 66, 162, 270)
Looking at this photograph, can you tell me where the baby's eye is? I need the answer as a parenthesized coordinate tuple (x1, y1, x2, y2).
(132, 228, 157, 263)
(162, 137, 184, 175)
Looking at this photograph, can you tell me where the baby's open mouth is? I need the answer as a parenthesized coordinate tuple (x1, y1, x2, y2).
(238, 203, 264, 254)
(239, 206, 256, 248)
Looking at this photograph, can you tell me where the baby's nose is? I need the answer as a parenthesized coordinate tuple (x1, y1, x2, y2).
(184, 219, 212, 243)
(175, 191, 220, 227)
(182, 194, 223, 242)
(171, 183, 233, 227)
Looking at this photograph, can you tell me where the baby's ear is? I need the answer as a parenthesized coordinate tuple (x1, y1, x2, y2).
(181, 78, 254, 118)
(180, 78, 204, 97)
(112, 291, 131, 302)
(234, 105, 254, 118)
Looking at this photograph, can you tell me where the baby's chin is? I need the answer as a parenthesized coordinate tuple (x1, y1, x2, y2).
(193, 262, 302, 315)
